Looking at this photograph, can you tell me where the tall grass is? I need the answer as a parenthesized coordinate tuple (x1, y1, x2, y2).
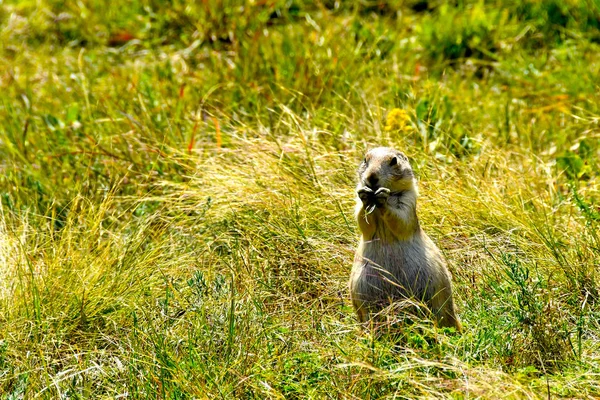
(2, 0, 600, 398)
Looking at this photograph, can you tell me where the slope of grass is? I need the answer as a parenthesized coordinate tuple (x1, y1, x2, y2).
(2, 0, 600, 398)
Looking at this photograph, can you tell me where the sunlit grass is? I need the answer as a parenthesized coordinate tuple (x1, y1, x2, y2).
(2, 0, 600, 398)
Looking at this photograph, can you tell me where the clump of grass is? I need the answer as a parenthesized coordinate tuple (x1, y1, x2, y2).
(512, 0, 600, 45)
(418, 3, 507, 65)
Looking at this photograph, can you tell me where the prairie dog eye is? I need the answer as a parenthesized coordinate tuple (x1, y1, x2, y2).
(389, 157, 398, 166)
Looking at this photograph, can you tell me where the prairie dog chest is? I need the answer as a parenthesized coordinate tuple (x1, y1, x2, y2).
(356, 233, 420, 272)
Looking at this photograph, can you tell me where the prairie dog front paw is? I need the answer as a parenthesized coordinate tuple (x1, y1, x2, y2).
(357, 187, 374, 205)
(374, 187, 390, 207)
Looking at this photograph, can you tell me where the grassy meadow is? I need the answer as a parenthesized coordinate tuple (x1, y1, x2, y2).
(2, 0, 600, 398)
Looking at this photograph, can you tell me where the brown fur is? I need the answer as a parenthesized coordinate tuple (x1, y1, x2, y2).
(349, 147, 461, 330)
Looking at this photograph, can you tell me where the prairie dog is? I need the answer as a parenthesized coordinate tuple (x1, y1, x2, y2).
(349, 147, 461, 330)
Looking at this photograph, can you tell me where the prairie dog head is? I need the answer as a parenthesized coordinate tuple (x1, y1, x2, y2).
(357, 147, 416, 193)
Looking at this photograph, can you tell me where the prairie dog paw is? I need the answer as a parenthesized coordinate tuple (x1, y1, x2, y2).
(357, 187, 374, 204)
(374, 187, 390, 207)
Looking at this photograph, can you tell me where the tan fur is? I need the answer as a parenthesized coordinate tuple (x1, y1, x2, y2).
(349, 147, 461, 330)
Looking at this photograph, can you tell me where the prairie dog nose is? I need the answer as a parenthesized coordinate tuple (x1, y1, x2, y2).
(366, 174, 379, 188)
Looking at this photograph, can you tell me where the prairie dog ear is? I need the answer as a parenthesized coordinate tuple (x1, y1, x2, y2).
(396, 152, 409, 162)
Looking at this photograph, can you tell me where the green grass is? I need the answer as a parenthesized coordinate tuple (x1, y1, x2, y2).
(2, 0, 600, 398)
